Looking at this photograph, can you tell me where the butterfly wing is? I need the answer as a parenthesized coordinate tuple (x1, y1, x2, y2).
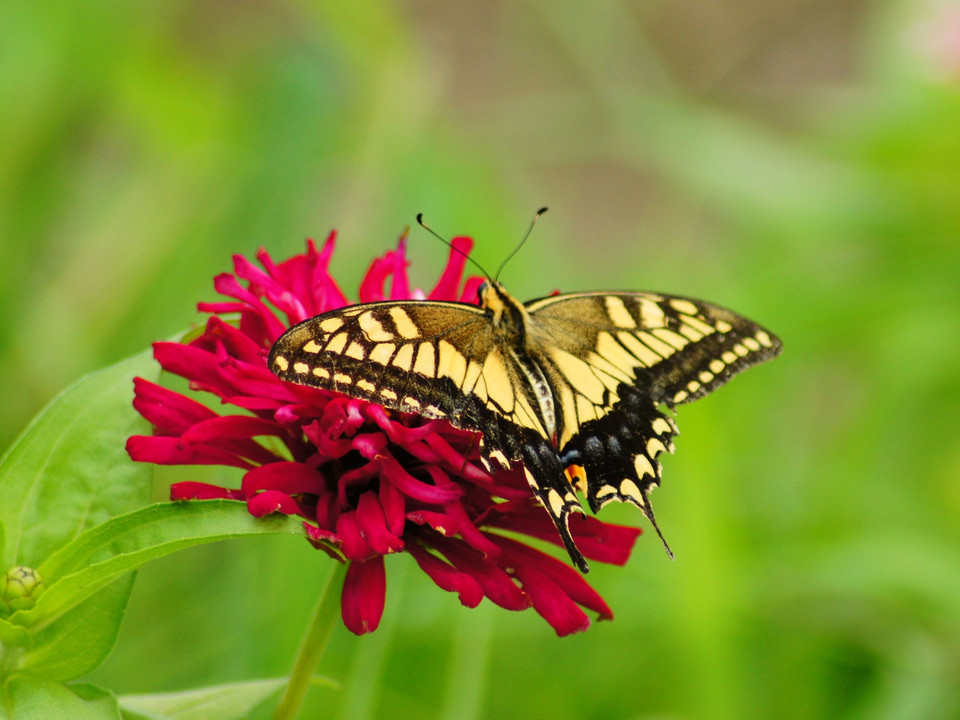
(269, 300, 554, 468)
(270, 298, 595, 570)
(525, 291, 782, 547)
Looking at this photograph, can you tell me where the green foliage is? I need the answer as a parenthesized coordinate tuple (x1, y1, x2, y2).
(2, 2, 959, 719)
(0, 356, 307, 717)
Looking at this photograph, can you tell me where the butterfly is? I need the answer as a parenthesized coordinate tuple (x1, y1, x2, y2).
(268, 226, 781, 572)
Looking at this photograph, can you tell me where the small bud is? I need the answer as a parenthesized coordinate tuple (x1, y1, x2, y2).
(2, 566, 45, 611)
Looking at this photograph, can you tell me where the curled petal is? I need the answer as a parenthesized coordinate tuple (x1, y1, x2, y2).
(356, 491, 404, 555)
(490, 534, 613, 622)
(498, 548, 591, 637)
(408, 544, 483, 608)
(248, 490, 301, 516)
(429, 536, 529, 611)
(342, 556, 386, 635)
(241, 462, 325, 496)
(336, 510, 373, 561)
(132, 378, 217, 435)
(378, 455, 463, 504)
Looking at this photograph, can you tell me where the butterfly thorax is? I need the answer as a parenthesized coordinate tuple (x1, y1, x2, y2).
(479, 281, 529, 348)
(479, 281, 558, 444)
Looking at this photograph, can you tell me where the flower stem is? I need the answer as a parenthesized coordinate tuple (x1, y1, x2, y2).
(273, 561, 347, 720)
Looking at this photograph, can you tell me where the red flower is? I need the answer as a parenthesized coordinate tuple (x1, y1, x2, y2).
(127, 231, 642, 636)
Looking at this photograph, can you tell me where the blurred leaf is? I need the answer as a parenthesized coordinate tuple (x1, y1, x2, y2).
(0, 351, 156, 569)
(1, 678, 119, 720)
(117, 678, 328, 720)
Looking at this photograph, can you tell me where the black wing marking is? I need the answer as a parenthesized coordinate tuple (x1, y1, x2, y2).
(526, 291, 782, 551)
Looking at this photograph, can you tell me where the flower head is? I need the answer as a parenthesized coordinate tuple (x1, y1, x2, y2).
(127, 231, 642, 635)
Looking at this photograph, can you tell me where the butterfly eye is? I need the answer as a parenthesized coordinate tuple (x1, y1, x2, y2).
(477, 281, 489, 302)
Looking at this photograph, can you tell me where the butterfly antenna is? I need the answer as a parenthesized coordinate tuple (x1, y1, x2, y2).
(494, 207, 548, 282)
(416, 213, 493, 280)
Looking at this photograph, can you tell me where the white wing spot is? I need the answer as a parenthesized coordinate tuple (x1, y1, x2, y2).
(302, 340, 322, 353)
(678, 323, 704, 342)
(634, 454, 656, 479)
(651, 417, 672, 435)
(413, 342, 436, 376)
(670, 299, 699, 315)
(392, 344, 414, 371)
(681, 314, 717, 336)
(358, 312, 393, 342)
(619, 479, 645, 504)
(326, 333, 348, 354)
(293, 362, 309, 374)
(637, 298, 667, 328)
(618, 332, 660, 366)
(638, 331, 675, 358)
(345, 342, 365, 360)
(333, 373, 352, 384)
(369, 343, 395, 365)
(389, 307, 420, 339)
(652, 328, 689, 351)
(312, 367, 330, 379)
(647, 438, 667, 457)
(605, 296, 637, 328)
(274, 356, 289, 371)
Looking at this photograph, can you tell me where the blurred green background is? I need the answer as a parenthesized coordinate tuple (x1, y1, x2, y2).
(2, 1, 960, 718)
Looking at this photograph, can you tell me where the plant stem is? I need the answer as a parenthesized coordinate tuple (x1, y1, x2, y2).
(273, 561, 346, 720)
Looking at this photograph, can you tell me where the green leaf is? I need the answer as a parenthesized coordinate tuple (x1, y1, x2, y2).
(1, 678, 120, 720)
(0, 351, 157, 570)
(118, 678, 311, 720)
(17, 501, 303, 632)
(0, 616, 31, 648)
(17, 576, 135, 682)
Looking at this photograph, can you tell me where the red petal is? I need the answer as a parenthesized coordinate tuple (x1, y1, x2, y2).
(342, 557, 386, 635)
(428, 236, 473, 301)
(379, 455, 463, 504)
(379, 477, 406, 537)
(490, 534, 613, 621)
(356, 492, 404, 554)
(504, 556, 590, 636)
(247, 490, 301, 516)
(126, 436, 254, 469)
(428, 536, 529, 611)
(170, 482, 242, 500)
(408, 544, 483, 607)
(336, 510, 373, 561)
(132, 378, 217, 435)
(241, 462, 325, 496)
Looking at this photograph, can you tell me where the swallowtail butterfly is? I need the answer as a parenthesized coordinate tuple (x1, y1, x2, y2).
(269, 223, 781, 572)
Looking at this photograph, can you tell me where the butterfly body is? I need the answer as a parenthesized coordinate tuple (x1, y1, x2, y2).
(269, 281, 781, 572)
